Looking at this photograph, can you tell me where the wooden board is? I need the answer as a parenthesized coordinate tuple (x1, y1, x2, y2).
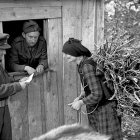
(0, 22, 3, 32)
(82, 0, 96, 53)
(62, 0, 82, 124)
(28, 76, 43, 139)
(44, 71, 60, 131)
(0, 0, 62, 8)
(45, 18, 63, 131)
(0, 6, 61, 21)
(8, 85, 29, 140)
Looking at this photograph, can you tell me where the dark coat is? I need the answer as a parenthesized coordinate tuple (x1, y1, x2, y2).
(0, 65, 22, 100)
(0, 65, 22, 140)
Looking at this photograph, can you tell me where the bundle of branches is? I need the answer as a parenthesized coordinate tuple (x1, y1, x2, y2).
(95, 39, 140, 136)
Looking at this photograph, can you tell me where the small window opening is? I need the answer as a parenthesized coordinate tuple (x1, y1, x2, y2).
(3, 19, 44, 72)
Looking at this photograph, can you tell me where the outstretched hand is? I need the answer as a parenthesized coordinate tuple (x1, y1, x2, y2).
(19, 73, 34, 89)
(68, 100, 84, 111)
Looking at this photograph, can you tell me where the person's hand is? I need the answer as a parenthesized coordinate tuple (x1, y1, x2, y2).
(19, 81, 28, 89)
(36, 65, 44, 73)
(24, 66, 36, 75)
(73, 91, 85, 102)
(73, 96, 80, 102)
(68, 100, 84, 111)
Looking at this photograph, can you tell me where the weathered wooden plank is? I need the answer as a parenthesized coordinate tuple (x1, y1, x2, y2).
(0, 0, 62, 8)
(39, 73, 47, 134)
(0, 6, 61, 21)
(39, 20, 48, 135)
(53, 18, 64, 126)
(62, 0, 82, 41)
(28, 76, 42, 139)
(8, 85, 29, 140)
(81, 0, 96, 53)
(96, 0, 104, 48)
(44, 71, 60, 131)
(45, 18, 63, 131)
(0, 22, 3, 32)
(62, 0, 82, 124)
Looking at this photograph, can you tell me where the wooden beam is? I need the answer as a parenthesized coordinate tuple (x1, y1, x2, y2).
(0, 22, 3, 32)
(0, 0, 62, 8)
(0, 6, 61, 21)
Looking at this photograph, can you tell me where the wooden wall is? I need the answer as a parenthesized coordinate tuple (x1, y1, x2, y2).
(0, 0, 104, 139)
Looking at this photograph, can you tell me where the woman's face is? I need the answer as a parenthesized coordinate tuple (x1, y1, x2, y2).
(65, 54, 77, 62)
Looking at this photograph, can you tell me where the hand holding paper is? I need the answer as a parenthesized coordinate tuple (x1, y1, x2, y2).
(24, 73, 34, 83)
(19, 73, 34, 83)
(19, 73, 34, 89)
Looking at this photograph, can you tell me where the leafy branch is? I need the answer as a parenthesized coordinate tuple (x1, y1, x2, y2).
(94, 37, 140, 136)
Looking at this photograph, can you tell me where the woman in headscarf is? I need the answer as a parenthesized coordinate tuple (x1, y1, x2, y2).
(62, 38, 122, 140)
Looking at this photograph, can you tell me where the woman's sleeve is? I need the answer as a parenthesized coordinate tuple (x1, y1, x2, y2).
(82, 64, 103, 105)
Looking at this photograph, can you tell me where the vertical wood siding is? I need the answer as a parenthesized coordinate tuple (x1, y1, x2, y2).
(8, 82, 29, 140)
(0, 22, 3, 32)
(82, 0, 96, 53)
(0, 0, 104, 139)
(62, 0, 82, 124)
(46, 18, 63, 131)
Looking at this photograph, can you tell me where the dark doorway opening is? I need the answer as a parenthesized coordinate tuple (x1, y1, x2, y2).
(3, 19, 44, 72)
